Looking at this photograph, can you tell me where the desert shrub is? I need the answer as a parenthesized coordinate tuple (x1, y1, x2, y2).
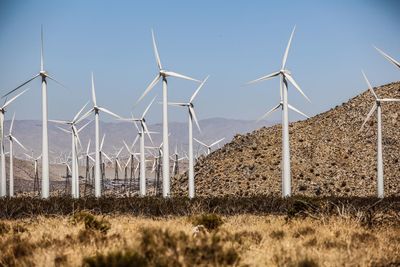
(12, 224, 28, 233)
(293, 226, 316, 238)
(191, 213, 223, 231)
(233, 230, 263, 245)
(71, 211, 110, 234)
(0, 221, 10, 235)
(270, 230, 285, 240)
(0, 235, 34, 266)
(83, 250, 147, 267)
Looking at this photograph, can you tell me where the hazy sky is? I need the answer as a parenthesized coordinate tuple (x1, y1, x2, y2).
(0, 0, 399, 124)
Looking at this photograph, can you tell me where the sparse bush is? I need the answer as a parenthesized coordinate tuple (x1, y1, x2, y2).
(270, 230, 285, 240)
(72, 211, 110, 234)
(83, 250, 147, 267)
(191, 213, 223, 231)
(12, 224, 28, 233)
(293, 226, 315, 238)
(0, 221, 10, 235)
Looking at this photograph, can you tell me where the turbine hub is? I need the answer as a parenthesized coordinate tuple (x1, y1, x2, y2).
(40, 70, 48, 76)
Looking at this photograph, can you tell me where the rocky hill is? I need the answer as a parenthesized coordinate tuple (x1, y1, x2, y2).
(173, 81, 400, 197)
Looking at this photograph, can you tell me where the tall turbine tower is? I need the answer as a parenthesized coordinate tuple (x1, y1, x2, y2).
(0, 89, 28, 196)
(247, 26, 310, 197)
(6, 113, 28, 197)
(359, 71, 400, 198)
(2, 26, 65, 198)
(136, 30, 201, 197)
(78, 73, 121, 197)
(168, 76, 208, 198)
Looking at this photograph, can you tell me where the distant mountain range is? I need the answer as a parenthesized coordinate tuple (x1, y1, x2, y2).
(4, 117, 278, 160)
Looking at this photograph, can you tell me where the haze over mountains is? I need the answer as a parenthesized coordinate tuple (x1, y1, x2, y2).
(4, 117, 277, 160)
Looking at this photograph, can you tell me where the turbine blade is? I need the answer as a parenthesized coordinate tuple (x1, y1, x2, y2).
(360, 103, 377, 131)
(193, 138, 208, 147)
(100, 134, 106, 151)
(56, 126, 71, 134)
(168, 102, 187, 107)
(46, 75, 67, 89)
(142, 121, 153, 144)
(75, 108, 94, 124)
(73, 101, 89, 122)
(379, 98, 400, 102)
(91, 72, 97, 106)
(116, 147, 123, 157)
(132, 134, 139, 148)
(282, 26, 296, 69)
(288, 103, 309, 118)
(49, 119, 69, 124)
(123, 140, 133, 154)
(247, 71, 280, 85)
(164, 71, 201, 83)
(151, 29, 162, 70)
(98, 107, 121, 119)
(102, 152, 112, 163)
(116, 159, 122, 171)
(210, 137, 225, 147)
(41, 25, 44, 71)
(361, 71, 378, 99)
(2, 74, 39, 98)
(257, 103, 281, 122)
(142, 96, 156, 119)
(78, 119, 93, 133)
(190, 75, 209, 102)
(285, 74, 311, 102)
(2, 88, 30, 109)
(189, 106, 201, 133)
(136, 74, 161, 104)
(9, 113, 15, 135)
(374, 46, 400, 68)
(86, 139, 91, 154)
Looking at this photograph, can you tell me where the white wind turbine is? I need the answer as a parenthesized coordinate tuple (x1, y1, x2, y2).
(24, 151, 42, 194)
(121, 97, 155, 196)
(168, 76, 208, 198)
(3, 26, 65, 199)
(50, 103, 89, 198)
(0, 89, 29, 197)
(136, 30, 201, 197)
(247, 26, 310, 197)
(359, 71, 400, 198)
(55, 120, 92, 198)
(6, 113, 28, 196)
(374, 47, 400, 69)
(194, 137, 225, 156)
(78, 73, 121, 197)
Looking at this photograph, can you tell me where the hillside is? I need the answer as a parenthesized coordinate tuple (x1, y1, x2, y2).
(173, 81, 400, 197)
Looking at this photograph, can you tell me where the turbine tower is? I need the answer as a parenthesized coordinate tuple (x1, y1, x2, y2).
(247, 26, 310, 197)
(0, 89, 28, 196)
(168, 76, 208, 198)
(136, 30, 201, 197)
(359, 71, 400, 198)
(6, 113, 28, 197)
(78, 73, 121, 197)
(2, 26, 65, 198)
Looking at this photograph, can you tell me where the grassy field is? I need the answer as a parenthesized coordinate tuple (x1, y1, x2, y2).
(0, 197, 399, 266)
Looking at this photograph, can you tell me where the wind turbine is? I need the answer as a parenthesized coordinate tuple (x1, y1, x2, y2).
(78, 73, 121, 197)
(24, 151, 42, 195)
(6, 114, 28, 196)
(0, 89, 29, 197)
(374, 46, 400, 69)
(168, 76, 208, 198)
(359, 71, 400, 198)
(194, 137, 225, 156)
(246, 26, 310, 197)
(136, 30, 201, 197)
(3, 26, 65, 199)
(121, 97, 155, 196)
(50, 103, 89, 197)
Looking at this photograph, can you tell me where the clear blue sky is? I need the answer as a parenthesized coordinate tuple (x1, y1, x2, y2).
(0, 0, 399, 124)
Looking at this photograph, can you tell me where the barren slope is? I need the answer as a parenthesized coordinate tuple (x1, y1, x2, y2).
(173, 82, 400, 197)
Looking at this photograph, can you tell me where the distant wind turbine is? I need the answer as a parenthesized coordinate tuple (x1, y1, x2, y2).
(78, 73, 121, 197)
(136, 30, 201, 198)
(247, 26, 310, 197)
(6, 113, 28, 197)
(194, 137, 225, 156)
(359, 71, 400, 198)
(3, 26, 66, 198)
(168, 76, 209, 198)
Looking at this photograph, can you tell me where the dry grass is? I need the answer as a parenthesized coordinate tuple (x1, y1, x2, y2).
(0, 213, 399, 266)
